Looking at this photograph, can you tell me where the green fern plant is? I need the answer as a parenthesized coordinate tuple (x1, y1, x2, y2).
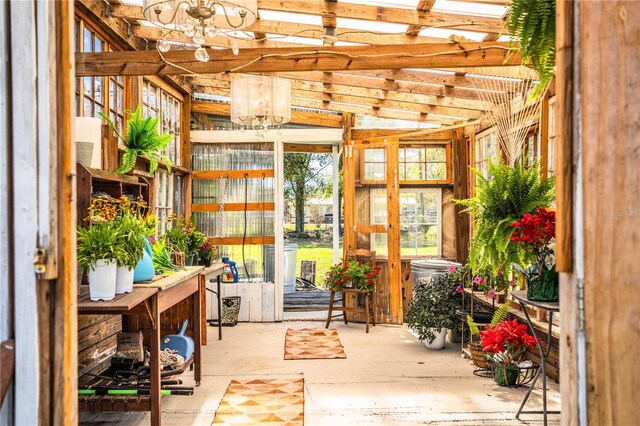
(506, 0, 556, 98)
(455, 159, 555, 274)
(467, 303, 511, 337)
(99, 105, 172, 175)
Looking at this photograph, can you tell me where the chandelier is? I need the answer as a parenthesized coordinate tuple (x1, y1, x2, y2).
(231, 76, 291, 139)
(142, 0, 258, 62)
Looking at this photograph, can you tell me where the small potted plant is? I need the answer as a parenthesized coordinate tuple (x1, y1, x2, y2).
(511, 208, 558, 301)
(164, 215, 205, 266)
(324, 260, 380, 292)
(467, 303, 510, 369)
(99, 105, 172, 175)
(114, 214, 145, 294)
(199, 238, 219, 267)
(480, 318, 538, 386)
(77, 222, 124, 301)
(406, 273, 461, 350)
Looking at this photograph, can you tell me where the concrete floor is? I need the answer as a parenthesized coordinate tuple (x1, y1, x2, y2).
(80, 317, 561, 425)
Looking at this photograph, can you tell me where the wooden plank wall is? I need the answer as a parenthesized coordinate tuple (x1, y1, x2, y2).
(580, 1, 640, 425)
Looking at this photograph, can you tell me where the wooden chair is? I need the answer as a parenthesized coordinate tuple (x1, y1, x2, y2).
(325, 249, 377, 333)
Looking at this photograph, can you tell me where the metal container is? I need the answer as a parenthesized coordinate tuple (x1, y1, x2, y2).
(410, 259, 462, 290)
(263, 243, 298, 293)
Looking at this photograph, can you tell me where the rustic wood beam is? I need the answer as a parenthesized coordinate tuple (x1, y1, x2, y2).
(406, 0, 436, 36)
(258, 0, 504, 34)
(192, 99, 454, 125)
(189, 75, 487, 114)
(76, 0, 146, 51)
(76, 42, 520, 76)
(351, 69, 492, 89)
(109, 6, 461, 45)
(351, 128, 453, 141)
(191, 101, 343, 128)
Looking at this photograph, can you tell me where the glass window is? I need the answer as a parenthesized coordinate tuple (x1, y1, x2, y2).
(143, 79, 182, 166)
(370, 188, 442, 256)
(362, 144, 449, 184)
(548, 97, 556, 177)
(475, 129, 499, 180)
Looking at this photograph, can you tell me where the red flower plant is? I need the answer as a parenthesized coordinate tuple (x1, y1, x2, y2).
(511, 208, 556, 271)
(480, 319, 538, 366)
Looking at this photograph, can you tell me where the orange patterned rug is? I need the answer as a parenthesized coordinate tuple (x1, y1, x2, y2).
(212, 377, 304, 425)
(284, 328, 347, 360)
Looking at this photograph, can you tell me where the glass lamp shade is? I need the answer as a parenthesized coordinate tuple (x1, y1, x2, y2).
(142, 0, 257, 31)
(231, 76, 291, 126)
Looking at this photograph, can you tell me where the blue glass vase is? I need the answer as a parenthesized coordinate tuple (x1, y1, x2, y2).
(133, 237, 155, 282)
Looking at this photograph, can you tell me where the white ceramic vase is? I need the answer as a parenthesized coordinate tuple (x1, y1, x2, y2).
(423, 328, 447, 350)
(88, 258, 117, 301)
(115, 266, 134, 294)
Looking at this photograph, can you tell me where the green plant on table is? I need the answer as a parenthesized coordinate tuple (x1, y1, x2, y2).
(199, 238, 219, 262)
(114, 213, 146, 271)
(454, 159, 555, 275)
(406, 273, 462, 344)
(77, 222, 125, 273)
(149, 236, 180, 274)
(324, 259, 380, 292)
(164, 215, 204, 257)
(99, 105, 172, 175)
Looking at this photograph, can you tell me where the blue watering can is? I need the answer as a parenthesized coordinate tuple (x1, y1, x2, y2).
(161, 320, 194, 361)
(134, 237, 155, 282)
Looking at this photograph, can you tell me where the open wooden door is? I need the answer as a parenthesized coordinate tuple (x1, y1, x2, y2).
(343, 137, 402, 324)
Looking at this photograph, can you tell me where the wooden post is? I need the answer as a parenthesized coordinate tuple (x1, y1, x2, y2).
(580, 1, 640, 425)
(341, 113, 354, 256)
(452, 128, 469, 264)
(386, 137, 402, 324)
(540, 92, 550, 180)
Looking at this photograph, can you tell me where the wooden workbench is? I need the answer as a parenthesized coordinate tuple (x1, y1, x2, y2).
(78, 267, 206, 426)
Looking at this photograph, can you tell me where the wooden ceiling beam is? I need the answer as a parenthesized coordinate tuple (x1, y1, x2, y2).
(109, 6, 459, 46)
(352, 128, 454, 141)
(76, 42, 520, 76)
(258, 0, 504, 34)
(191, 101, 344, 127)
(76, 0, 146, 51)
(406, 0, 437, 37)
(188, 74, 487, 112)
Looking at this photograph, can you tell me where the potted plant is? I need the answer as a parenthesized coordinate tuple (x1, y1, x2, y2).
(99, 105, 172, 175)
(149, 236, 180, 274)
(199, 238, 219, 267)
(114, 214, 145, 293)
(467, 303, 510, 369)
(77, 222, 124, 301)
(324, 260, 380, 292)
(455, 160, 555, 275)
(480, 318, 538, 386)
(406, 273, 461, 350)
(185, 227, 205, 266)
(511, 208, 558, 301)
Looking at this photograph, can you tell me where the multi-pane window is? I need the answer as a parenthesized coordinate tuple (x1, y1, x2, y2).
(142, 79, 181, 166)
(154, 170, 185, 234)
(370, 188, 442, 256)
(74, 18, 126, 134)
(361, 144, 450, 184)
(475, 129, 499, 180)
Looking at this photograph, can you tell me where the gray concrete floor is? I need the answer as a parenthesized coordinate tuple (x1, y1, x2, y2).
(80, 318, 561, 425)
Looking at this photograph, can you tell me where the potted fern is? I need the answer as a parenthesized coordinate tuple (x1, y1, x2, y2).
(77, 222, 125, 301)
(99, 105, 172, 175)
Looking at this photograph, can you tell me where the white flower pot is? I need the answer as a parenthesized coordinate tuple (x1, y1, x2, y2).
(423, 328, 447, 350)
(88, 259, 117, 301)
(115, 266, 134, 294)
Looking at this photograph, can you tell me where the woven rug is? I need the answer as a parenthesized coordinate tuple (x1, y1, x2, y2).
(284, 328, 346, 360)
(212, 377, 304, 425)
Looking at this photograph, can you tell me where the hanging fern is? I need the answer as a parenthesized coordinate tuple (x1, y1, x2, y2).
(455, 159, 555, 274)
(99, 105, 172, 175)
(506, 0, 556, 98)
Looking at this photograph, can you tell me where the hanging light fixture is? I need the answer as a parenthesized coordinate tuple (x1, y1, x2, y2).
(231, 76, 291, 139)
(142, 0, 258, 62)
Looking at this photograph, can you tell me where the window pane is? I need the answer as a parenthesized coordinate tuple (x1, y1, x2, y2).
(426, 147, 446, 162)
(363, 147, 384, 162)
(371, 233, 388, 257)
(83, 28, 92, 52)
(83, 97, 92, 117)
(405, 162, 425, 180)
(364, 162, 385, 181)
(398, 163, 406, 180)
(426, 163, 446, 180)
(83, 77, 92, 96)
(94, 77, 102, 103)
(405, 147, 424, 162)
(370, 190, 387, 225)
(94, 37, 103, 52)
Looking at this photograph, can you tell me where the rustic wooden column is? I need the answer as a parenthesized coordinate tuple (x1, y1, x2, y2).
(452, 128, 469, 264)
(341, 113, 355, 256)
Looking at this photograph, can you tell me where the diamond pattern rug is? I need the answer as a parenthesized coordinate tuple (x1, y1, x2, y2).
(284, 328, 347, 360)
(212, 377, 304, 425)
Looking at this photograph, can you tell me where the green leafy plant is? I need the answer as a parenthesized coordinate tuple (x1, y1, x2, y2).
(506, 0, 556, 98)
(455, 159, 555, 274)
(406, 273, 462, 344)
(77, 222, 125, 273)
(99, 105, 172, 175)
(114, 214, 146, 270)
(324, 259, 380, 291)
(467, 302, 511, 338)
(163, 215, 204, 256)
(149, 237, 180, 274)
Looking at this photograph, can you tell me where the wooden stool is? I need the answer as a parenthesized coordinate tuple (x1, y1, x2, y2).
(325, 288, 376, 333)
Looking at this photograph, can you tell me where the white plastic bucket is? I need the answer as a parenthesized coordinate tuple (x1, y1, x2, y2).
(115, 266, 134, 294)
(88, 259, 117, 301)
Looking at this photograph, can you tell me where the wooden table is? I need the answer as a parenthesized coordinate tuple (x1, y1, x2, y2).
(79, 267, 206, 426)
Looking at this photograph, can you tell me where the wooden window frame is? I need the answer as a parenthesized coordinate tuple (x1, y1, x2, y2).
(359, 142, 451, 186)
(142, 78, 182, 167)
